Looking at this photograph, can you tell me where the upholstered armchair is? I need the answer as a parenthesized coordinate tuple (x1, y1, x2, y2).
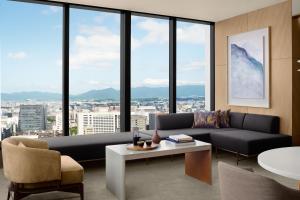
(2, 137, 84, 200)
(218, 161, 300, 200)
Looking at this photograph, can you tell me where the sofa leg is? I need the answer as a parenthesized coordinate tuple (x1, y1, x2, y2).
(215, 147, 218, 159)
(236, 153, 240, 166)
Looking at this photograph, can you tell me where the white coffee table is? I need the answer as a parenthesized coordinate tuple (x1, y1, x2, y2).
(106, 140, 212, 200)
(258, 147, 300, 188)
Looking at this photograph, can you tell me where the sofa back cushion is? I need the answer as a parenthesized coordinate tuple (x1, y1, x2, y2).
(243, 113, 280, 134)
(230, 112, 246, 129)
(156, 113, 194, 130)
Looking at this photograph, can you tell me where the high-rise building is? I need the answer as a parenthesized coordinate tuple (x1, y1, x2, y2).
(77, 112, 120, 135)
(131, 115, 147, 131)
(54, 113, 63, 132)
(18, 105, 47, 132)
(148, 113, 156, 130)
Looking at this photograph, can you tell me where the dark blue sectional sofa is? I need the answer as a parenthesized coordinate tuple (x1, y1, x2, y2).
(44, 112, 292, 163)
(141, 112, 291, 163)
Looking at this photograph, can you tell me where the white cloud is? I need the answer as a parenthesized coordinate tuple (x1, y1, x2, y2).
(143, 78, 169, 86)
(93, 15, 104, 23)
(131, 19, 210, 49)
(87, 80, 119, 90)
(132, 78, 204, 87)
(93, 13, 119, 24)
(42, 6, 61, 15)
(179, 60, 209, 71)
(177, 24, 209, 44)
(8, 52, 27, 60)
(132, 19, 169, 49)
(49, 6, 60, 13)
(177, 80, 205, 85)
(88, 80, 100, 85)
(70, 25, 120, 69)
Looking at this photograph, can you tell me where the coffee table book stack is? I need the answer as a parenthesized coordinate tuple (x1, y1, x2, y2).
(166, 134, 196, 146)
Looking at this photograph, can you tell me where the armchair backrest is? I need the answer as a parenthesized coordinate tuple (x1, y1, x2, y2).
(2, 137, 61, 184)
(218, 162, 300, 200)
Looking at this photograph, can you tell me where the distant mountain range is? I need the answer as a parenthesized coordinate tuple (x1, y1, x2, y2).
(1, 85, 205, 101)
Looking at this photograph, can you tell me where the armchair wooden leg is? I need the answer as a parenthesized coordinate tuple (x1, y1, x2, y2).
(79, 183, 84, 200)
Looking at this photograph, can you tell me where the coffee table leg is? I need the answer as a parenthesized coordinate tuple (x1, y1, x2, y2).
(106, 148, 126, 200)
(185, 150, 212, 185)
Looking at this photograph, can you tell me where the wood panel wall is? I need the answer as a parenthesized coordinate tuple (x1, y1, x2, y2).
(215, 1, 293, 135)
(292, 15, 300, 144)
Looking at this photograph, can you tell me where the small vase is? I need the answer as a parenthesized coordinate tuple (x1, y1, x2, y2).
(152, 129, 161, 144)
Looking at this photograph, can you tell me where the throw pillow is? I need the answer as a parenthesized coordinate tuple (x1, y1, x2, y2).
(219, 109, 231, 128)
(193, 110, 220, 128)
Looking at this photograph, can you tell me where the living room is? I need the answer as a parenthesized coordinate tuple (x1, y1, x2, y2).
(1, 0, 300, 199)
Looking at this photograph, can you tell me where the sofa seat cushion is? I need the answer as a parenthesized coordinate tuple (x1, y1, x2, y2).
(210, 130, 292, 155)
(45, 132, 151, 161)
(142, 128, 236, 143)
(61, 155, 84, 185)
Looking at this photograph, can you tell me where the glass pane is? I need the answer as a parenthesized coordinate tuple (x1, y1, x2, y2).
(176, 21, 211, 112)
(1, 1, 63, 140)
(69, 8, 120, 135)
(131, 15, 169, 131)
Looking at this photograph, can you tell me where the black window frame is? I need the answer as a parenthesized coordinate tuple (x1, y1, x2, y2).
(7, 0, 215, 135)
(175, 18, 215, 112)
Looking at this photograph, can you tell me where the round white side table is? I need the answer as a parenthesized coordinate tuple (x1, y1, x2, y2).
(258, 147, 300, 189)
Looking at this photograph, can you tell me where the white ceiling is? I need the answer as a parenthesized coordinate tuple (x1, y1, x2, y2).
(53, 0, 287, 22)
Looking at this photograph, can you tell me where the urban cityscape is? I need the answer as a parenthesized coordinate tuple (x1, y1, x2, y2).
(1, 2, 210, 141)
(0, 90, 206, 140)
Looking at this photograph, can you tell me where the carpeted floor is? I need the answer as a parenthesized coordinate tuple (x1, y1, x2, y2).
(0, 151, 298, 200)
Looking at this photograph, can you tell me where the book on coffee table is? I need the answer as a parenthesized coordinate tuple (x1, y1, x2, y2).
(166, 134, 195, 146)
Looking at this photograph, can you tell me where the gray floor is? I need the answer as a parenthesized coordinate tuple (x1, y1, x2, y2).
(0, 151, 298, 200)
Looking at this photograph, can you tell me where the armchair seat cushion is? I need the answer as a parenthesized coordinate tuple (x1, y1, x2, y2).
(61, 156, 84, 185)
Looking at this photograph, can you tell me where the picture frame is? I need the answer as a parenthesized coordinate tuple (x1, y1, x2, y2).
(227, 27, 270, 108)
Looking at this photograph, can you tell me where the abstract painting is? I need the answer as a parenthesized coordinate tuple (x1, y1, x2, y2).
(228, 28, 270, 108)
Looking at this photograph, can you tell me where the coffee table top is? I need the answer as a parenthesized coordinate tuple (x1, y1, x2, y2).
(106, 140, 211, 161)
(258, 147, 300, 180)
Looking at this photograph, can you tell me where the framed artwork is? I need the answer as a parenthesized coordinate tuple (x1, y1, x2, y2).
(228, 27, 270, 108)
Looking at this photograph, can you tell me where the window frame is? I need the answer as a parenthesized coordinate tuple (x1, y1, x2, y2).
(5, 0, 215, 136)
(175, 19, 215, 112)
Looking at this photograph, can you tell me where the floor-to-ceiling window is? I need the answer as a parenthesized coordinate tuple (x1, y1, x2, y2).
(131, 15, 169, 131)
(1, 1, 63, 140)
(1, 0, 214, 137)
(69, 7, 121, 135)
(176, 21, 211, 113)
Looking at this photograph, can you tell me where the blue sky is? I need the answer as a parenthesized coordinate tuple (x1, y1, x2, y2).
(1, 0, 210, 95)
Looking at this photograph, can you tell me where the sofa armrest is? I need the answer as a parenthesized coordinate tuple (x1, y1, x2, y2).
(3, 146, 61, 184)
